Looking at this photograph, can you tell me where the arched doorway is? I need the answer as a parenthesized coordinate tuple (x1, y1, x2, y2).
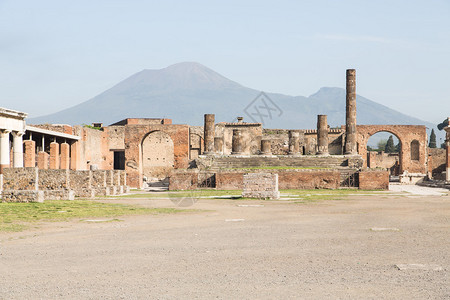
(356, 125, 427, 174)
(141, 131, 174, 181)
(366, 131, 401, 176)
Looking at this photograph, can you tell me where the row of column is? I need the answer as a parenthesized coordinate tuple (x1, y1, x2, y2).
(24, 140, 72, 170)
(202, 113, 331, 156)
(0, 132, 77, 172)
(0, 130, 24, 172)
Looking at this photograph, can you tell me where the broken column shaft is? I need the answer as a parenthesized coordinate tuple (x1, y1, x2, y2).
(316, 115, 329, 155)
(261, 139, 272, 155)
(288, 131, 300, 155)
(345, 69, 357, 155)
(214, 137, 223, 154)
(203, 114, 215, 154)
(231, 129, 243, 155)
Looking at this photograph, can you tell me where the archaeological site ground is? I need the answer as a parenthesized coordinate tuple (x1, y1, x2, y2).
(1, 69, 449, 298)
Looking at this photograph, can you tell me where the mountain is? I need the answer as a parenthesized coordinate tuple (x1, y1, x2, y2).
(29, 62, 440, 141)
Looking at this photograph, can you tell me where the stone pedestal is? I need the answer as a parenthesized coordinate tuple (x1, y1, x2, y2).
(49, 142, 60, 169)
(37, 152, 49, 170)
(288, 131, 300, 155)
(345, 69, 357, 154)
(24, 140, 36, 168)
(60, 142, 70, 169)
(203, 114, 215, 154)
(231, 129, 243, 155)
(261, 139, 272, 155)
(214, 137, 223, 154)
(316, 115, 329, 155)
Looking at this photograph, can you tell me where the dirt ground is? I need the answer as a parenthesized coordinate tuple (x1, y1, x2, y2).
(1, 186, 450, 299)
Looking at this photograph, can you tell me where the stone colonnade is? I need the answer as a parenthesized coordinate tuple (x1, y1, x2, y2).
(0, 108, 27, 173)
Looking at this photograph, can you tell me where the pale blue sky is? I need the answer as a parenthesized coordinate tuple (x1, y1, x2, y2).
(1, 0, 449, 124)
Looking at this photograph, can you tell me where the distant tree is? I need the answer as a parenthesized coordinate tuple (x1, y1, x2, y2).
(367, 145, 373, 151)
(385, 135, 396, 153)
(429, 129, 437, 148)
(395, 142, 401, 152)
(442, 143, 446, 149)
(377, 139, 387, 152)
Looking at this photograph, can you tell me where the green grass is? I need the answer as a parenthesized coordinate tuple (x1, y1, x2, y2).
(0, 200, 185, 232)
(112, 189, 242, 199)
(224, 166, 331, 170)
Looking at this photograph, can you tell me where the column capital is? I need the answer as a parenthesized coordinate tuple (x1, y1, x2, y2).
(11, 130, 25, 137)
(0, 129, 11, 135)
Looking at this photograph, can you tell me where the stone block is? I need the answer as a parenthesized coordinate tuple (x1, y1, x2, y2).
(38, 169, 69, 190)
(2, 167, 38, 191)
(242, 173, 280, 199)
(43, 189, 75, 200)
(358, 170, 389, 190)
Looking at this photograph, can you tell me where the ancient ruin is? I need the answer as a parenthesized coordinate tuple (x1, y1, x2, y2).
(1, 69, 443, 202)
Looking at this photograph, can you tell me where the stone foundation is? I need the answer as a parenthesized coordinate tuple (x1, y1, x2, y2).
(1, 190, 44, 203)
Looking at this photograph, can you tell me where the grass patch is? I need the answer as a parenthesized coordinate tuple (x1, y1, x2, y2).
(0, 200, 186, 232)
(224, 166, 330, 170)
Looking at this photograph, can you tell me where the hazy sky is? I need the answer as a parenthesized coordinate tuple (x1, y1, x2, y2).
(1, 0, 449, 124)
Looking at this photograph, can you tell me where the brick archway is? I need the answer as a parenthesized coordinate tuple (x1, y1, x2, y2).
(356, 125, 427, 174)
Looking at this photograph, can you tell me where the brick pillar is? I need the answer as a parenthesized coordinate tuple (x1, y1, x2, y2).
(261, 139, 272, 155)
(0, 130, 11, 173)
(345, 69, 357, 154)
(60, 142, 70, 169)
(203, 114, 215, 154)
(70, 141, 79, 170)
(288, 130, 300, 155)
(49, 142, 60, 169)
(24, 140, 36, 167)
(214, 137, 223, 154)
(231, 129, 243, 155)
(316, 115, 329, 155)
(37, 152, 49, 169)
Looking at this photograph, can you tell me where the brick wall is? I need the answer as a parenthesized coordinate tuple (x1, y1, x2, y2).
(358, 170, 389, 190)
(216, 172, 244, 190)
(169, 172, 198, 190)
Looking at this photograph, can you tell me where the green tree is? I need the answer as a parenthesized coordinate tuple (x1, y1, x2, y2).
(385, 135, 396, 153)
(377, 139, 387, 151)
(395, 142, 401, 152)
(429, 129, 437, 148)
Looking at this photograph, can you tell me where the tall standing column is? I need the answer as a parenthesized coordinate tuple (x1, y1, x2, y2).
(203, 114, 215, 154)
(214, 137, 223, 154)
(12, 131, 24, 168)
(288, 131, 300, 155)
(316, 115, 329, 155)
(231, 129, 243, 155)
(0, 130, 11, 173)
(345, 69, 357, 154)
(445, 127, 450, 181)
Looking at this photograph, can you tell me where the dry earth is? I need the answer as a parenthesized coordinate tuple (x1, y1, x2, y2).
(1, 186, 449, 299)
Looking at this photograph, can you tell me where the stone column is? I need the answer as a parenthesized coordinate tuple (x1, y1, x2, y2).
(288, 130, 300, 155)
(214, 137, 223, 154)
(203, 114, 215, 154)
(261, 139, 272, 155)
(49, 141, 60, 169)
(445, 128, 450, 181)
(316, 115, 329, 155)
(231, 129, 243, 155)
(12, 131, 24, 168)
(37, 151, 49, 169)
(0, 130, 11, 173)
(345, 69, 357, 154)
(24, 140, 36, 167)
(60, 142, 70, 169)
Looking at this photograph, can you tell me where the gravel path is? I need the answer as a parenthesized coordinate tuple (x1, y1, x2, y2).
(1, 192, 449, 299)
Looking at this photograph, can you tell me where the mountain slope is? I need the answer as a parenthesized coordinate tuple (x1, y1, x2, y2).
(29, 62, 437, 138)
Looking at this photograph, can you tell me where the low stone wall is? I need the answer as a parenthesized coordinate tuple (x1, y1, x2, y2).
(242, 173, 280, 199)
(1, 168, 127, 202)
(277, 170, 341, 189)
(2, 168, 38, 190)
(169, 172, 198, 190)
(1, 190, 44, 203)
(358, 170, 389, 190)
(39, 169, 69, 190)
(216, 172, 244, 190)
